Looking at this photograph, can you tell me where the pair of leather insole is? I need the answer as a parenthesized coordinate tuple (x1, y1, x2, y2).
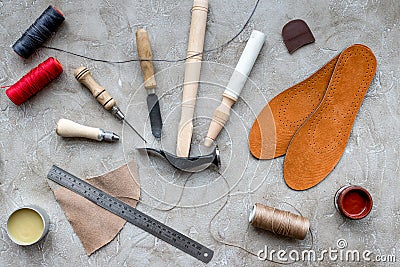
(249, 44, 377, 190)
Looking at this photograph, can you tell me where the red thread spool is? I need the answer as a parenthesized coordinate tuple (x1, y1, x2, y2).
(5, 57, 63, 105)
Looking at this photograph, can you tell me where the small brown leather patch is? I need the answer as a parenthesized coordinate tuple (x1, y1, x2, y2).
(282, 19, 315, 54)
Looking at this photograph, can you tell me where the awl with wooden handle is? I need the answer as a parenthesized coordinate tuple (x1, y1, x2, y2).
(56, 118, 119, 142)
(176, 0, 209, 157)
(136, 29, 163, 139)
(74, 67, 147, 143)
(204, 30, 266, 147)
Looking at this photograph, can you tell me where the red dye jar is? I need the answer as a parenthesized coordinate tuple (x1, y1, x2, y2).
(335, 185, 373, 220)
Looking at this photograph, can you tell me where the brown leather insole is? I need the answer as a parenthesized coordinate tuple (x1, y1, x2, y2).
(284, 44, 377, 190)
(249, 53, 340, 159)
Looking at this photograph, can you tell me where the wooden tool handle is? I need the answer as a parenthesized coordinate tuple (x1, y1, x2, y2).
(176, 0, 208, 157)
(136, 29, 156, 90)
(186, 0, 208, 62)
(74, 66, 116, 111)
(204, 97, 235, 147)
(56, 119, 100, 141)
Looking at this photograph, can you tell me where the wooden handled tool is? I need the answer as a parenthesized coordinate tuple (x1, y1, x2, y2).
(136, 29, 163, 138)
(204, 30, 266, 147)
(56, 119, 119, 142)
(74, 67, 116, 111)
(74, 67, 147, 143)
(176, 0, 209, 157)
(136, 29, 156, 90)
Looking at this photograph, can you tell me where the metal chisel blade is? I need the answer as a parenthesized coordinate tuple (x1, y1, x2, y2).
(147, 93, 162, 139)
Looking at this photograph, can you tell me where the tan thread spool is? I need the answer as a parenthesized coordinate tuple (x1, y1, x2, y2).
(249, 203, 310, 240)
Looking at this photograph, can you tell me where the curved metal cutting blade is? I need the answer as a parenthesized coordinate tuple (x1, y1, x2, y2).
(137, 146, 220, 172)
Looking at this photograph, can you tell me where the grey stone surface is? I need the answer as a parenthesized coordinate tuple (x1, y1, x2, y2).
(0, 0, 399, 266)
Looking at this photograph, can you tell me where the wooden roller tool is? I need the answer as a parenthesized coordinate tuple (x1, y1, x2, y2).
(56, 119, 119, 142)
(136, 29, 163, 139)
(204, 30, 266, 147)
(176, 0, 209, 157)
(74, 67, 147, 143)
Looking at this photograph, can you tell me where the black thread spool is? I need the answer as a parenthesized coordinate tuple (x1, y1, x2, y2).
(12, 5, 65, 59)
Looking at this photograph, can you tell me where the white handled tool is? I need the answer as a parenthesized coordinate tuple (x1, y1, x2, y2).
(204, 30, 266, 147)
(56, 119, 119, 142)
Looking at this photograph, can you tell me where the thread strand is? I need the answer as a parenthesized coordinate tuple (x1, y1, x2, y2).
(208, 172, 315, 264)
(208, 172, 294, 265)
(41, 0, 260, 64)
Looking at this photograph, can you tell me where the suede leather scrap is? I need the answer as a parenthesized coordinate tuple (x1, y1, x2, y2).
(54, 161, 140, 255)
(249, 44, 377, 190)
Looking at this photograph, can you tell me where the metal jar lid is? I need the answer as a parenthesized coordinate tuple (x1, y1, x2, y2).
(7, 205, 50, 246)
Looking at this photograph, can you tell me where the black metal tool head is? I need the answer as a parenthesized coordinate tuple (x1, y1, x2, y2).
(147, 93, 162, 139)
(137, 146, 221, 172)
